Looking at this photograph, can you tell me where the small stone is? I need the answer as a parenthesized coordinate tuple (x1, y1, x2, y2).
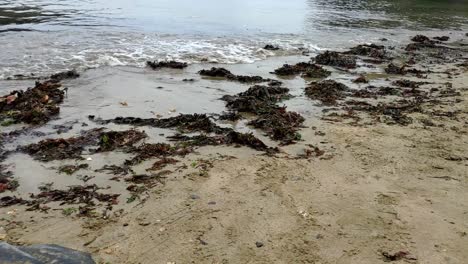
(190, 194, 200, 200)
(255, 242, 264, 248)
(208, 201, 216, 205)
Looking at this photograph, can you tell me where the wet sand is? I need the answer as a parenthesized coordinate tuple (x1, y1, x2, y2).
(1, 37, 467, 263)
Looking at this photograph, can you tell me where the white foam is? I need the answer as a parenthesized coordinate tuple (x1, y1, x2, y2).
(0, 31, 323, 79)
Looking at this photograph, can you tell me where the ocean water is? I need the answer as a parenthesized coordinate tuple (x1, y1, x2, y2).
(0, 0, 467, 79)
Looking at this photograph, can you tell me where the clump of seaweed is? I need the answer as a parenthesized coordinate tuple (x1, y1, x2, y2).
(146, 61, 188, 69)
(305, 80, 349, 105)
(315, 51, 357, 69)
(273, 62, 331, 78)
(0, 81, 65, 125)
(199, 67, 272, 83)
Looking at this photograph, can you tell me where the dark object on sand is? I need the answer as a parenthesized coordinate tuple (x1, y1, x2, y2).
(0, 81, 65, 125)
(273, 62, 331, 78)
(305, 80, 349, 105)
(385, 63, 405, 75)
(411, 35, 431, 43)
(433, 36, 449, 41)
(221, 83, 304, 144)
(353, 75, 368, 83)
(406, 35, 437, 51)
(21, 129, 146, 161)
(50, 70, 80, 82)
(315, 51, 357, 68)
(264, 44, 280, 50)
(199, 67, 270, 83)
(381, 250, 416, 262)
(0, 242, 95, 264)
(146, 60, 188, 69)
(346, 44, 387, 59)
(199, 67, 232, 78)
(392, 79, 427, 88)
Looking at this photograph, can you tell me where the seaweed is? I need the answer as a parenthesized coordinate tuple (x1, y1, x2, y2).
(273, 62, 331, 78)
(305, 80, 349, 105)
(58, 164, 89, 175)
(0, 81, 65, 125)
(96, 114, 230, 134)
(146, 61, 188, 69)
(264, 45, 280, 50)
(346, 44, 387, 59)
(199, 67, 271, 83)
(315, 51, 357, 69)
(50, 70, 80, 82)
(21, 129, 146, 161)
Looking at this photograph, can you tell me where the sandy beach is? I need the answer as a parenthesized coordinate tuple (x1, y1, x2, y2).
(1, 34, 467, 263)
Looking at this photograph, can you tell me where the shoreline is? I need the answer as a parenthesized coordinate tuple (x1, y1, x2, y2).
(1, 35, 467, 263)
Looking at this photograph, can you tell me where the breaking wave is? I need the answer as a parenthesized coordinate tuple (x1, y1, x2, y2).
(0, 30, 323, 80)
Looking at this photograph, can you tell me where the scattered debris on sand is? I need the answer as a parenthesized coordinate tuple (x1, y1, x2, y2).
(146, 61, 188, 70)
(94, 114, 230, 134)
(97, 130, 147, 152)
(1, 183, 120, 214)
(381, 251, 417, 262)
(345, 44, 388, 59)
(315, 51, 357, 68)
(95, 165, 134, 176)
(305, 80, 349, 105)
(273, 62, 331, 78)
(222, 84, 304, 144)
(125, 143, 191, 166)
(392, 79, 428, 88)
(385, 63, 406, 75)
(31, 184, 120, 207)
(58, 164, 89, 175)
(20, 129, 147, 161)
(0, 81, 65, 125)
(248, 107, 304, 144)
(199, 67, 272, 83)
